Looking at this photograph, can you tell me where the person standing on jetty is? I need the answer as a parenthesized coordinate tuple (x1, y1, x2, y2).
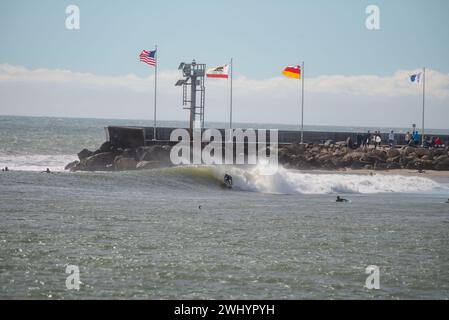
(434, 136, 443, 148)
(373, 131, 381, 149)
(356, 134, 363, 148)
(364, 131, 371, 149)
(405, 132, 411, 145)
(388, 130, 395, 147)
(413, 131, 421, 146)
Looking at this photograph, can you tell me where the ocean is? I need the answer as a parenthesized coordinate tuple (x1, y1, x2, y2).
(0, 115, 449, 299)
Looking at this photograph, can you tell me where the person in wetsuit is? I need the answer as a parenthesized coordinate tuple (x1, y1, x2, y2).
(336, 196, 348, 202)
(224, 174, 233, 187)
(42, 168, 51, 173)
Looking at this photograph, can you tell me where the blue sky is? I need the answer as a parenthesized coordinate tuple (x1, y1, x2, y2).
(1, 0, 448, 78)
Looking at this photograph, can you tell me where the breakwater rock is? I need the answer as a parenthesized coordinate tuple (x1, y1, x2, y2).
(278, 143, 449, 171)
(65, 142, 173, 172)
(66, 141, 449, 172)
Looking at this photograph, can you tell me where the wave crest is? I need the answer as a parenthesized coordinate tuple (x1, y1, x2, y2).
(159, 165, 444, 194)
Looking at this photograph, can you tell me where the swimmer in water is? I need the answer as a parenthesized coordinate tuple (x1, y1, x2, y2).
(42, 168, 51, 173)
(336, 196, 349, 203)
(446, 198, 449, 204)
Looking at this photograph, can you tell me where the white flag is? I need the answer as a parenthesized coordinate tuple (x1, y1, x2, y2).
(206, 64, 229, 79)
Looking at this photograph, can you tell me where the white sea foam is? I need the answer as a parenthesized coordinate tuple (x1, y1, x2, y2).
(211, 165, 445, 194)
(0, 154, 77, 172)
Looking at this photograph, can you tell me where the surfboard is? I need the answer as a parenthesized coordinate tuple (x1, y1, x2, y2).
(223, 181, 233, 189)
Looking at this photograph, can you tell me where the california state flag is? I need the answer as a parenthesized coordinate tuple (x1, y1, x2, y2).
(206, 64, 229, 78)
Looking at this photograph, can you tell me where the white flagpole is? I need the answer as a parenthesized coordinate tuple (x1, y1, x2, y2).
(300, 61, 305, 144)
(421, 67, 425, 146)
(153, 44, 158, 141)
(230, 58, 233, 129)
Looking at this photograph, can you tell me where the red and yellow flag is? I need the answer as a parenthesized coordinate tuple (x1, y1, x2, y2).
(282, 65, 301, 79)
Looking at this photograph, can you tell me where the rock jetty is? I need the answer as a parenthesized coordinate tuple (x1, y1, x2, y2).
(66, 140, 449, 172)
(65, 141, 173, 172)
(278, 143, 449, 171)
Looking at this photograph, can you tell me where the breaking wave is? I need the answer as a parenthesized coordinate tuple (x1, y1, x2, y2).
(1, 154, 445, 195)
(159, 164, 445, 195)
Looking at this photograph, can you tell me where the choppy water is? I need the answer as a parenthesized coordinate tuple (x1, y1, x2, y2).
(1, 116, 449, 299)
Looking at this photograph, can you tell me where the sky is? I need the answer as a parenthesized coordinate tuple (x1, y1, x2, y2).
(0, 0, 448, 128)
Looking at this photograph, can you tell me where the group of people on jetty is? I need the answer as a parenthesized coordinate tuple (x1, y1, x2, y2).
(353, 130, 445, 150)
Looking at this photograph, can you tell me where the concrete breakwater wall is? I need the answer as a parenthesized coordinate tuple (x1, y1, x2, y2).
(105, 126, 449, 149)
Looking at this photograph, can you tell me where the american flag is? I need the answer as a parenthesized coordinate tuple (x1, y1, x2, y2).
(139, 49, 156, 66)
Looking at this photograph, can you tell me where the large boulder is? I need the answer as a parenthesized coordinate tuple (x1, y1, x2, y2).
(374, 162, 388, 170)
(405, 161, 419, 169)
(421, 160, 435, 170)
(114, 156, 137, 171)
(350, 160, 369, 169)
(98, 141, 113, 153)
(360, 153, 383, 164)
(84, 152, 115, 171)
(122, 148, 136, 158)
(310, 146, 321, 154)
(332, 149, 345, 157)
(386, 156, 401, 163)
(343, 152, 364, 162)
(64, 160, 79, 171)
(305, 155, 316, 164)
(415, 148, 430, 157)
(296, 158, 314, 169)
(77, 148, 94, 161)
(278, 150, 292, 164)
(317, 154, 332, 163)
(431, 148, 447, 157)
(331, 158, 345, 168)
(293, 143, 307, 154)
(386, 162, 401, 170)
(435, 156, 449, 170)
(434, 155, 448, 162)
(136, 161, 163, 170)
(136, 146, 152, 161)
(387, 148, 400, 158)
(137, 145, 171, 163)
(371, 149, 387, 159)
(403, 146, 416, 156)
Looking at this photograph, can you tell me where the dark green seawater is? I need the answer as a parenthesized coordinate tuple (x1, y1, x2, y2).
(0, 116, 448, 299)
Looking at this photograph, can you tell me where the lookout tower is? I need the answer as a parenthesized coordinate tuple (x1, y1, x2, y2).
(175, 60, 206, 135)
